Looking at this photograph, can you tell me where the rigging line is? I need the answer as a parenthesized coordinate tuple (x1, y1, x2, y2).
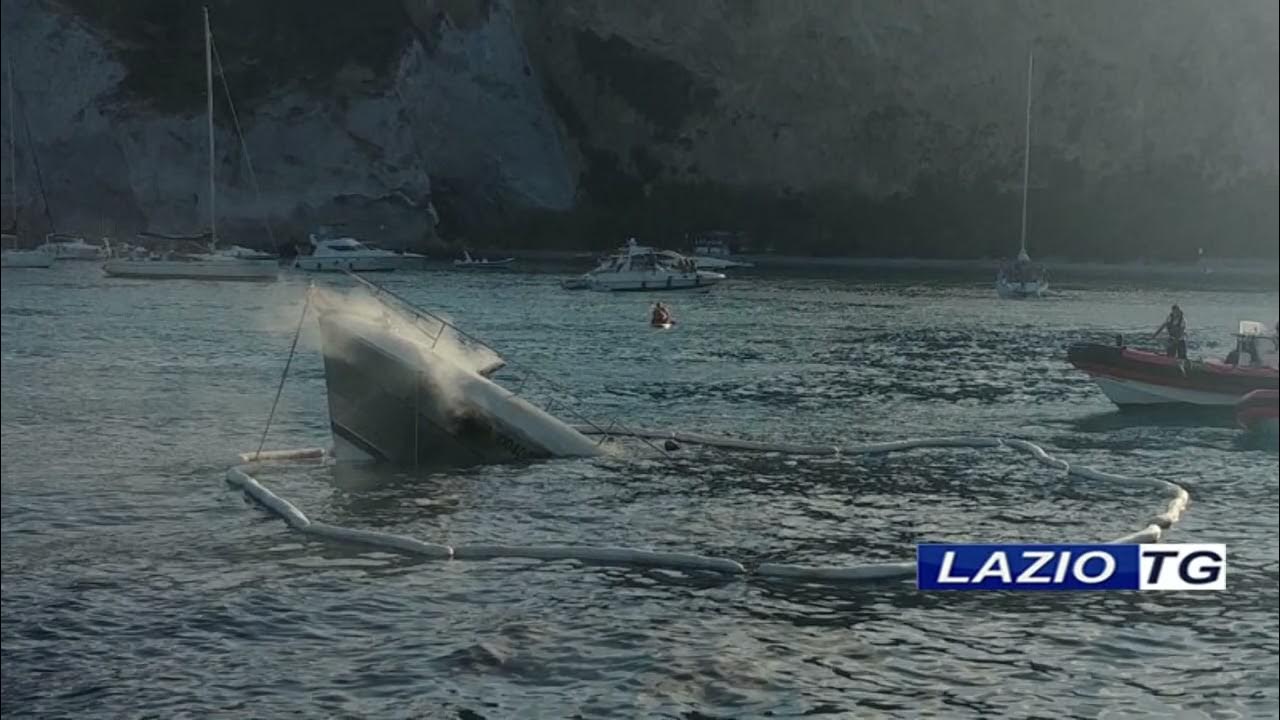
(10, 56, 57, 235)
(255, 287, 312, 460)
(210, 36, 278, 251)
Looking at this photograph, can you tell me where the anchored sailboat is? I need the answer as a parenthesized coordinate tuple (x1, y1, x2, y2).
(1, 52, 53, 269)
(104, 7, 277, 282)
(996, 50, 1048, 299)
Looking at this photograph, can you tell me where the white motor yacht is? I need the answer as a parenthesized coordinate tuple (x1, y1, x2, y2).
(294, 234, 426, 272)
(562, 239, 725, 292)
(37, 233, 108, 260)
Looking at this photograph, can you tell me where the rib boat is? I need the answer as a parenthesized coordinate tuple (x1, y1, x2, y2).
(1068, 322, 1279, 407)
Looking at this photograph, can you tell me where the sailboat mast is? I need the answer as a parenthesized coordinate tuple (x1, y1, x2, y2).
(6, 54, 16, 225)
(204, 6, 216, 251)
(1018, 50, 1034, 257)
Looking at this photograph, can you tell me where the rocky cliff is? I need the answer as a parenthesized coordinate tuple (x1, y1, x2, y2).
(2, 0, 1276, 259)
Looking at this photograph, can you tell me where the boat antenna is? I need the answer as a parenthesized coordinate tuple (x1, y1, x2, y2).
(1018, 49, 1033, 260)
(204, 6, 216, 253)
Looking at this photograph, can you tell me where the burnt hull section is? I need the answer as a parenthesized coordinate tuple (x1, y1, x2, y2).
(318, 312, 600, 468)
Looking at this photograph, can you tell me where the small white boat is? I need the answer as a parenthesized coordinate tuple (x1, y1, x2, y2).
(101, 9, 278, 284)
(562, 239, 725, 292)
(37, 233, 108, 260)
(996, 51, 1049, 300)
(453, 251, 515, 269)
(1, 234, 54, 268)
(294, 234, 425, 272)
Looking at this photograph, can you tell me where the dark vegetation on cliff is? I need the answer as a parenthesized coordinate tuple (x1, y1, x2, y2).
(44, 0, 1280, 261)
(62, 0, 415, 113)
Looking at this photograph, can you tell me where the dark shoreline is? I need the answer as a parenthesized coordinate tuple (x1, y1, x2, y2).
(482, 248, 1279, 282)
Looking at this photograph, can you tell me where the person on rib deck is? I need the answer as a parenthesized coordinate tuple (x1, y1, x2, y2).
(1152, 304, 1187, 359)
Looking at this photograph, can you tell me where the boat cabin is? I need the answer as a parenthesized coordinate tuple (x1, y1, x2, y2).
(1226, 321, 1280, 369)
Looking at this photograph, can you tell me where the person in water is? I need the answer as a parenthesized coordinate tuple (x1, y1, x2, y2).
(1153, 304, 1187, 359)
(651, 302, 672, 325)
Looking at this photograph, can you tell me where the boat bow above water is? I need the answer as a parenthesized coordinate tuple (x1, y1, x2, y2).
(313, 278, 602, 467)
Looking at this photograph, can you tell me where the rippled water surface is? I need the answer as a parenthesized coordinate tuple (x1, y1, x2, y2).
(3, 262, 1278, 718)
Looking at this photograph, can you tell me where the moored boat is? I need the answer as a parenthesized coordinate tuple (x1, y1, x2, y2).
(104, 248, 278, 281)
(1235, 389, 1279, 437)
(100, 9, 278, 283)
(1068, 322, 1279, 407)
(294, 234, 425, 272)
(995, 51, 1049, 300)
(37, 233, 108, 260)
(453, 251, 514, 269)
(1, 234, 54, 268)
(562, 239, 725, 292)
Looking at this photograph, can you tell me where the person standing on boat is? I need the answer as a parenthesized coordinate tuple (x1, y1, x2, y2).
(1153, 304, 1187, 359)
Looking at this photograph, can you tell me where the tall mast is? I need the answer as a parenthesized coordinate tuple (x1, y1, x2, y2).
(205, 6, 216, 251)
(1018, 50, 1034, 258)
(6, 53, 16, 228)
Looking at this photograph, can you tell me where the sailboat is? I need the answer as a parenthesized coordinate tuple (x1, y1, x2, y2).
(1, 53, 53, 269)
(996, 50, 1048, 299)
(103, 8, 277, 282)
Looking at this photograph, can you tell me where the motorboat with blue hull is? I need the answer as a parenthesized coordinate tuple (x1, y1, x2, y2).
(313, 282, 603, 468)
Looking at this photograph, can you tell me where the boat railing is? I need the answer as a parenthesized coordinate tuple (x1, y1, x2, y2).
(340, 271, 668, 454)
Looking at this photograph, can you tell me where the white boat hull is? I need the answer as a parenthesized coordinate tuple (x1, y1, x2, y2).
(691, 256, 752, 270)
(1, 250, 55, 268)
(996, 278, 1047, 298)
(39, 243, 107, 260)
(294, 255, 421, 272)
(1090, 376, 1241, 406)
(453, 259, 514, 270)
(104, 259, 278, 282)
(589, 272, 725, 292)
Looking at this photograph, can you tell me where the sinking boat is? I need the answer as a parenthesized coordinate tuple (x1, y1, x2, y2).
(1068, 322, 1279, 407)
(313, 277, 603, 467)
(1236, 389, 1278, 438)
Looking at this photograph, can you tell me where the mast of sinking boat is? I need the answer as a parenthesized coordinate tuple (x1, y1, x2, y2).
(1018, 50, 1033, 259)
(204, 6, 216, 252)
